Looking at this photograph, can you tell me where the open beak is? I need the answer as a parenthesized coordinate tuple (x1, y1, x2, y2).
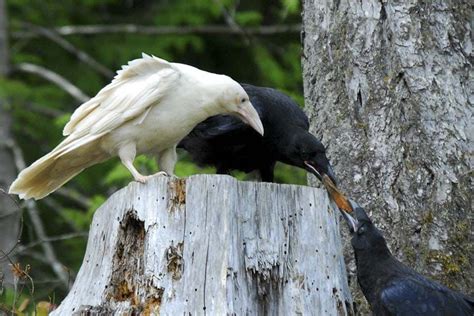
(235, 102, 264, 136)
(303, 155, 338, 186)
(322, 175, 353, 213)
(340, 208, 359, 233)
(304, 161, 337, 186)
(304, 161, 353, 213)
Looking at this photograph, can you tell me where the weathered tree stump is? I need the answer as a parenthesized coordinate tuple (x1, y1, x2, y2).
(52, 175, 353, 315)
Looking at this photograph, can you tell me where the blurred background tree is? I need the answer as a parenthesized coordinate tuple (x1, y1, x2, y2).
(0, 0, 305, 312)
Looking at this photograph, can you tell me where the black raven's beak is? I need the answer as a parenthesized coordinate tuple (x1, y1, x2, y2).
(321, 174, 353, 213)
(340, 199, 360, 233)
(324, 164, 338, 187)
(340, 208, 359, 233)
(303, 157, 338, 185)
(304, 155, 353, 213)
(340, 200, 370, 233)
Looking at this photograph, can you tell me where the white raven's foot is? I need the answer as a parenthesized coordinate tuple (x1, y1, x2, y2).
(134, 171, 173, 183)
(134, 174, 154, 183)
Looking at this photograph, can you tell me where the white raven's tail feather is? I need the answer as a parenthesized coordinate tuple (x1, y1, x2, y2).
(9, 139, 107, 200)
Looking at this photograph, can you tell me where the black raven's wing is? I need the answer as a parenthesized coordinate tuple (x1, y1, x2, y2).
(379, 276, 473, 315)
(183, 84, 306, 142)
(178, 112, 263, 171)
(179, 83, 307, 175)
(180, 88, 265, 146)
(182, 85, 265, 140)
(240, 83, 309, 130)
(184, 114, 253, 140)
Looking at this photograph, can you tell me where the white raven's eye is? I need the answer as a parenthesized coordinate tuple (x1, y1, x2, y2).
(241, 98, 246, 103)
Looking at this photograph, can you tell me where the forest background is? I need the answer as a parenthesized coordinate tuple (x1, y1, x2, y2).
(0, 0, 305, 312)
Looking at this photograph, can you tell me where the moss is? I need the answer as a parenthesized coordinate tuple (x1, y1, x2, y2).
(420, 210, 433, 225)
(335, 111, 345, 124)
(355, 122, 368, 129)
(403, 245, 417, 264)
(450, 220, 470, 244)
(426, 250, 470, 288)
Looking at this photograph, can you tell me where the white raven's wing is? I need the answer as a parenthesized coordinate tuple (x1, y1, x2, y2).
(9, 54, 180, 199)
(63, 53, 179, 138)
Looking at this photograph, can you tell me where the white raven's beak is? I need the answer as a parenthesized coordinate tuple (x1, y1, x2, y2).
(235, 102, 264, 136)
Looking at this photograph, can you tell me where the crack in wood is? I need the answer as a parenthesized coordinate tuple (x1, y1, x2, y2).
(203, 238, 210, 314)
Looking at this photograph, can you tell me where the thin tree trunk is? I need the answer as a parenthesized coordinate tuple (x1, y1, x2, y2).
(52, 175, 354, 315)
(302, 0, 472, 313)
(0, 0, 20, 285)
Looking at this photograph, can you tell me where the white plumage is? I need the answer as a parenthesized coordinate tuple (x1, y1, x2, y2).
(10, 53, 264, 200)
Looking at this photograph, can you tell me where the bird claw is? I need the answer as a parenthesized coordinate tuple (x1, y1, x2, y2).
(134, 174, 153, 183)
(134, 171, 173, 183)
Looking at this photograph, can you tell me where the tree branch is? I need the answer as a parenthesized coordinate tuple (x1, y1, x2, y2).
(14, 63, 90, 103)
(9, 140, 71, 288)
(22, 23, 114, 78)
(16, 232, 88, 254)
(12, 24, 301, 38)
(56, 187, 92, 209)
(214, 0, 251, 45)
(24, 102, 66, 118)
(42, 197, 82, 232)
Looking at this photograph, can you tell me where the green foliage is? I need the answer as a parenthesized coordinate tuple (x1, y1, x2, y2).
(282, 0, 300, 15)
(2, 0, 304, 309)
(235, 11, 263, 26)
(1, 287, 53, 315)
(274, 163, 307, 185)
(174, 158, 216, 178)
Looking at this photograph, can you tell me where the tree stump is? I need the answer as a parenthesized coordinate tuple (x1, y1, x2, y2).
(52, 175, 353, 315)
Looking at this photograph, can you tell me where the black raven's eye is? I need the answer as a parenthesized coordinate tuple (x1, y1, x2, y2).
(358, 225, 367, 234)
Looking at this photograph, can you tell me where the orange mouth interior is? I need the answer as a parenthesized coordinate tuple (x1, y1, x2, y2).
(322, 174, 353, 213)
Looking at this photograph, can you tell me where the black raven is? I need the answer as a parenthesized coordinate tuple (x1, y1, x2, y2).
(179, 83, 337, 185)
(340, 201, 474, 315)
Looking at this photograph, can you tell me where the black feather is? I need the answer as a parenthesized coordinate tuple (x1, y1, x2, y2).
(346, 203, 474, 316)
(179, 84, 331, 182)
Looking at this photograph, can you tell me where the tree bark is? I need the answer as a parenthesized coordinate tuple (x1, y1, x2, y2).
(302, 0, 472, 313)
(0, 0, 20, 285)
(52, 175, 353, 315)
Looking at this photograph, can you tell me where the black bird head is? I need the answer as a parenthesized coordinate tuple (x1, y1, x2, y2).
(289, 132, 338, 185)
(340, 200, 389, 252)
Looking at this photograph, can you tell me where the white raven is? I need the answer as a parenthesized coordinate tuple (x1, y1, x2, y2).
(10, 54, 264, 199)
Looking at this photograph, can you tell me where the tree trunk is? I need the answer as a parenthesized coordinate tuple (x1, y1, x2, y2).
(302, 0, 472, 313)
(52, 175, 353, 315)
(0, 0, 20, 285)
